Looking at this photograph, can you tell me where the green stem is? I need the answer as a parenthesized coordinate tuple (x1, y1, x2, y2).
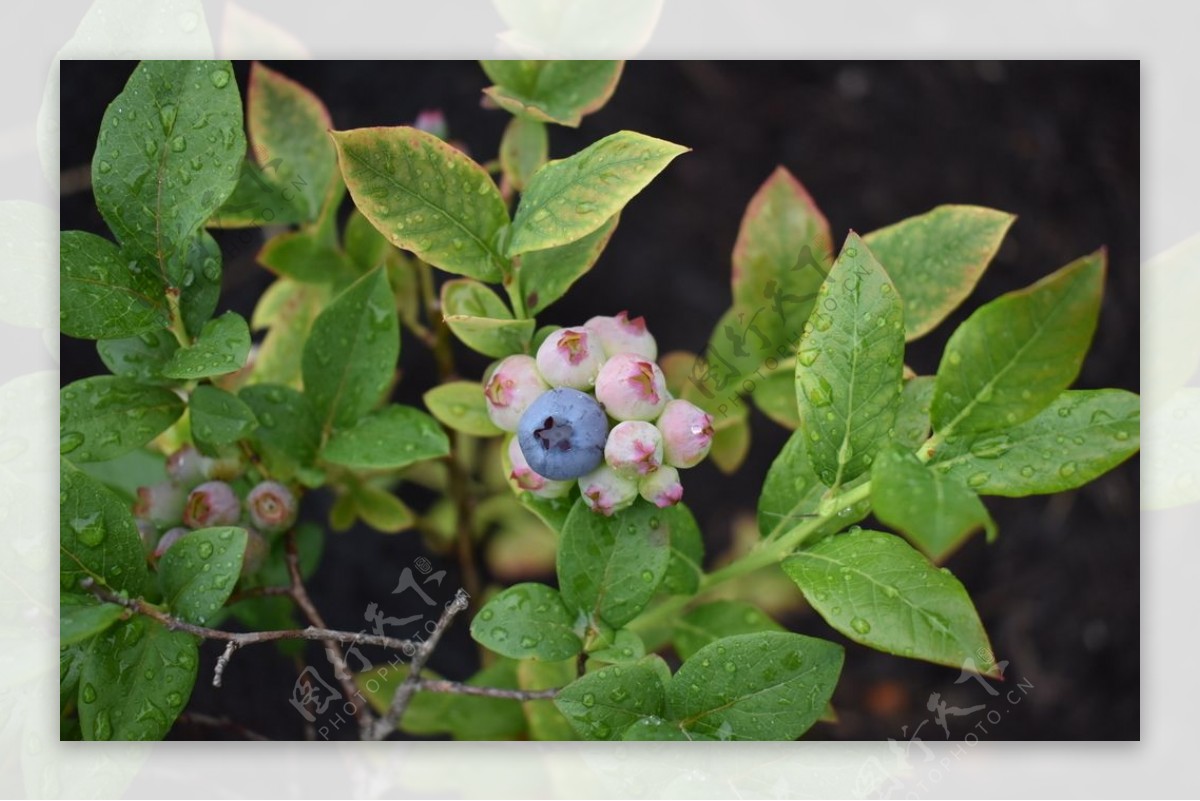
(504, 275, 528, 321)
(631, 480, 873, 636)
(165, 290, 191, 347)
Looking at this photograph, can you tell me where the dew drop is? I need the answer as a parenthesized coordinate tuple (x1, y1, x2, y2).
(159, 103, 178, 133)
(81, 683, 97, 704)
(1059, 462, 1077, 478)
(1020, 465, 1035, 478)
(850, 617, 872, 635)
(967, 471, 990, 488)
(60, 430, 85, 454)
(798, 348, 819, 367)
(197, 541, 214, 559)
(581, 693, 596, 708)
(97, 160, 112, 174)
(209, 69, 230, 88)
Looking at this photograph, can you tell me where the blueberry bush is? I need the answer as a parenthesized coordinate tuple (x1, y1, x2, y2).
(59, 60, 1140, 741)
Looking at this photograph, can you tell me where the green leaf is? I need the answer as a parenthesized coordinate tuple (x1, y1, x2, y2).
(508, 131, 688, 256)
(321, 404, 450, 469)
(60, 231, 167, 339)
(499, 115, 548, 191)
(301, 266, 399, 432)
(440, 278, 533, 358)
(247, 61, 337, 220)
(731, 166, 833, 336)
(257, 227, 359, 285)
(177, 231, 224, 339)
(557, 499, 672, 628)
(60, 595, 125, 647)
(443, 659, 529, 740)
(60, 461, 152, 596)
(660, 503, 704, 596)
(188, 385, 258, 450)
(351, 484, 416, 533)
(871, 445, 997, 561)
(470, 582, 583, 661)
(344, 207, 393, 272)
(892, 376, 935, 451)
(554, 659, 665, 740)
(60, 376, 184, 463)
(751, 367, 800, 429)
(931, 250, 1106, 436)
(864, 205, 1015, 341)
(208, 159, 309, 228)
(250, 279, 328, 389)
(158, 527, 247, 624)
(93, 61, 244, 287)
(671, 600, 783, 661)
(795, 233, 904, 490)
(666, 631, 843, 740)
(517, 659, 577, 740)
(588, 629, 646, 665)
(78, 448, 167, 505)
(78, 616, 198, 740)
(238, 384, 320, 480)
(709, 411, 752, 475)
(929, 389, 1140, 497)
(622, 718, 715, 741)
(783, 528, 1000, 676)
(97, 331, 179, 386)
(482, 60, 624, 127)
(331, 127, 509, 281)
(517, 214, 619, 316)
(423, 381, 504, 437)
(161, 311, 251, 380)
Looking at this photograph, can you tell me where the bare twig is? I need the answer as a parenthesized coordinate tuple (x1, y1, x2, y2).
(176, 712, 271, 741)
(283, 529, 374, 735)
(79, 579, 415, 669)
(416, 679, 558, 701)
(371, 589, 470, 740)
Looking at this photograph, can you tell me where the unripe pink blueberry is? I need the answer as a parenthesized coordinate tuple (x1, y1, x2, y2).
(578, 464, 638, 516)
(484, 354, 549, 432)
(247, 481, 298, 534)
(506, 436, 573, 499)
(656, 399, 715, 468)
(133, 481, 186, 527)
(153, 526, 189, 560)
(241, 528, 269, 577)
(639, 465, 684, 508)
(535, 327, 606, 390)
(604, 421, 664, 478)
(594, 352, 669, 422)
(183, 481, 241, 528)
(166, 445, 211, 488)
(585, 311, 657, 360)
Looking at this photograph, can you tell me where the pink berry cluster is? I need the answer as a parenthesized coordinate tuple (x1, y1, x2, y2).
(484, 312, 715, 516)
(132, 445, 299, 576)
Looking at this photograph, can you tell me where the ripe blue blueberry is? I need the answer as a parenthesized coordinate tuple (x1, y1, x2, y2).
(517, 387, 609, 481)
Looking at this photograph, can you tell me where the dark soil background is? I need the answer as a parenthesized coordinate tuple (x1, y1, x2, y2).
(60, 61, 1139, 741)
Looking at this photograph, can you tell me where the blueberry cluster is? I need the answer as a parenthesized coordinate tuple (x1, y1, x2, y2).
(484, 312, 715, 516)
(132, 445, 298, 574)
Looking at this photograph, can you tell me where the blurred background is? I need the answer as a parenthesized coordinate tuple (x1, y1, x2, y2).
(60, 61, 1139, 741)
